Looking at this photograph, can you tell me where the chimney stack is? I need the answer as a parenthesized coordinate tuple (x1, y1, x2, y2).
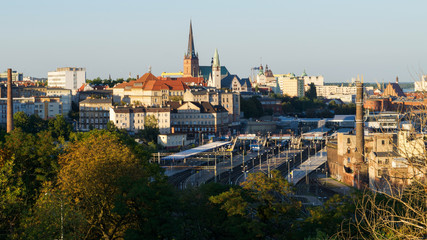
(396, 76, 399, 83)
(355, 77, 364, 187)
(7, 68, 13, 133)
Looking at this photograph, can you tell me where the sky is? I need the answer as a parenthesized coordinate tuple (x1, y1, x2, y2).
(1, 0, 427, 83)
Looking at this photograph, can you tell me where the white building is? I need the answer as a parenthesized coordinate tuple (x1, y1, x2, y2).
(48, 67, 86, 91)
(157, 133, 193, 149)
(414, 75, 427, 92)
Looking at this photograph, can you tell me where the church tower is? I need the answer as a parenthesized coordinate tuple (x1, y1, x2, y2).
(211, 49, 221, 89)
(183, 21, 199, 77)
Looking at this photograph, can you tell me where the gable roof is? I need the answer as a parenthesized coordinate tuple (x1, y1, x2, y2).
(221, 74, 239, 89)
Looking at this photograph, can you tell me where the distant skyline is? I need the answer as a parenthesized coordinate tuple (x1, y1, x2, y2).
(1, 0, 427, 82)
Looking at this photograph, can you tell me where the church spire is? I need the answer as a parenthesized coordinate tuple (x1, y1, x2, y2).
(187, 20, 196, 58)
(212, 49, 220, 68)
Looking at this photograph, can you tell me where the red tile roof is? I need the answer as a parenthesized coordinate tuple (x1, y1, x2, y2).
(114, 72, 190, 91)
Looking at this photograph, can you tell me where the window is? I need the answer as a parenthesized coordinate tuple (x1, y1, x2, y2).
(347, 148, 351, 154)
(382, 140, 385, 145)
(347, 138, 351, 144)
(385, 159, 389, 164)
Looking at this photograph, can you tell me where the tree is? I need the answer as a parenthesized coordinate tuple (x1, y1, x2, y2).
(57, 131, 149, 239)
(0, 155, 24, 238)
(210, 170, 301, 239)
(137, 115, 160, 143)
(48, 115, 73, 140)
(306, 82, 317, 100)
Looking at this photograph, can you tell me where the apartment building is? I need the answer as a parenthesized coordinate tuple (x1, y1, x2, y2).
(78, 98, 112, 131)
(109, 106, 170, 134)
(169, 101, 229, 137)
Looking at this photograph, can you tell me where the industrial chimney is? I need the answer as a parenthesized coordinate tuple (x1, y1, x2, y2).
(7, 68, 13, 133)
(355, 77, 364, 188)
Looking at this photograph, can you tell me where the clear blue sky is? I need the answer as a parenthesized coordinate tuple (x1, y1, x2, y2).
(1, 0, 427, 83)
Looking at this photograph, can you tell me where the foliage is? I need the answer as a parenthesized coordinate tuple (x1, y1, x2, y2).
(306, 82, 317, 100)
(57, 131, 150, 239)
(0, 156, 24, 238)
(48, 115, 73, 140)
(136, 115, 160, 143)
(240, 96, 264, 118)
(210, 170, 301, 239)
(19, 185, 86, 240)
(14, 112, 48, 134)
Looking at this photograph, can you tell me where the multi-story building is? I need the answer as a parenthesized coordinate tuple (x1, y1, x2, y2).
(46, 88, 72, 116)
(48, 67, 86, 91)
(0, 97, 64, 126)
(183, 88, 240, 123)
(78, 98, 112, 131)
(301, 70, 324, 91)
(221, 75, 252, 93)
(109, 106, 170, 134)
(277, 75, 304, 97)
(0, 70, 23, 82)
(34, 97, 63, 119)
(169, 101, 229, 138)
(113, 72, 190, 107)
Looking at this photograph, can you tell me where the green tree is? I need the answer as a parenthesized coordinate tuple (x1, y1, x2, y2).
(137, 115, 160, 143)
(306, 82, 317, 100)
(48, 115, 72, 140)
(0, 156, 24, 238)
(210, 170, 301, 239)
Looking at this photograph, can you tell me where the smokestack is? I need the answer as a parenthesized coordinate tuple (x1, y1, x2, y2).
(355, 77, 364, 187)
(7, 68, 13, 133)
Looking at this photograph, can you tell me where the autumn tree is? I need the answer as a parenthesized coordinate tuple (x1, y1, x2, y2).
(57, 131, 150, 239)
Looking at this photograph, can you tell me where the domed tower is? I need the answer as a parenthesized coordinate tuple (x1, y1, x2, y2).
(183, 21, 199, 77)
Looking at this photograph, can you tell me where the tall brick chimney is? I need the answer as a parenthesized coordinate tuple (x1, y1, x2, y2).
(7, 68, 13, 133)
(355, 77, 364, 188)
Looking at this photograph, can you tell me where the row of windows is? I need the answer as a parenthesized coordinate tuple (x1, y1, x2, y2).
(81, 112, 108, 117)
(175, 127, 214, 132)
(173, 121, 214, 125)
(172, 114, 214, 119)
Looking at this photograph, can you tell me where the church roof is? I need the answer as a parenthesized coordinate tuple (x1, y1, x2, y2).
(384, 82, 405, 97)
(199, 66, 229, 80)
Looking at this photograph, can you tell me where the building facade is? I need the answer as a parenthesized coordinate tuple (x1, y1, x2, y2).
(183, 88, 240, 123)
(169, 101, 229, 138)
(48, 67, 86, 91)
(277, 76, 304, 97)
(78, 98, 112, 131)
(109, 106, 170, 134)
(113, 72, 189, 107)
(0, 70, 23, 82)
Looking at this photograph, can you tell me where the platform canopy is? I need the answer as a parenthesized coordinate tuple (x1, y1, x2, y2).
(161, 141, 231, 161)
